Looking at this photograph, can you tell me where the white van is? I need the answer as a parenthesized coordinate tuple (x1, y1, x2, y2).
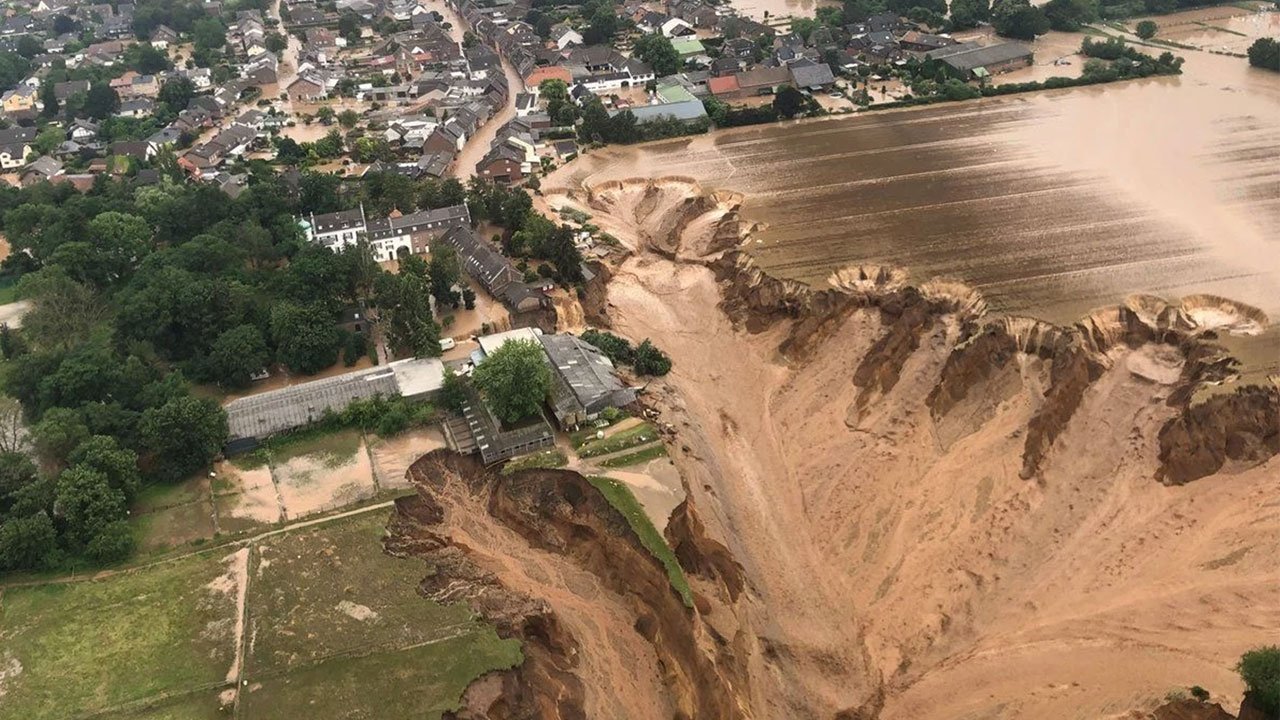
(439, 337, 456, 351)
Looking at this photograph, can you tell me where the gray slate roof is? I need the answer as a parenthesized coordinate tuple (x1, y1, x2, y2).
(538, 334, 636, 425)
(926, 41, 1033, 72)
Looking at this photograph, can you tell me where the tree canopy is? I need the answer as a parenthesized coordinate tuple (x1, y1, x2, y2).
(992, 0, 1050, 39)
(1248, 38, 1280, 72)
(1238, 646, 1280, 716)
(472, 339, 551, 423)
(634, 33, 682, 77)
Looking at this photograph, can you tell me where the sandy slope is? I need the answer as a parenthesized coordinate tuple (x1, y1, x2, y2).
(545, 178, 1280, 719)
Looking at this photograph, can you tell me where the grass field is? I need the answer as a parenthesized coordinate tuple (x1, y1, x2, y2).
(0, 552, 239, 719)
(502, 448, 569, 474)
(577, 422, 660, 458)
(599, 443, 668, 469)
(587, 476, 693, 608)
(2, 512, 521, 720)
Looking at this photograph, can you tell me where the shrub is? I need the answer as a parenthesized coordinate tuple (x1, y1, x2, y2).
(581, 329, 634, 365)
(1135, 20, 1158, 39)
(633, 340, 672, 377)
(1238, 646, 1280, 716)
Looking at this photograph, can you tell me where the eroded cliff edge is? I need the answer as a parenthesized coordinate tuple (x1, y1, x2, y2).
(383, 450, 748, 720)
(389, 176, 1278, 720)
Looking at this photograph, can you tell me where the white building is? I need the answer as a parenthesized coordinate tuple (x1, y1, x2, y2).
(299, 204, 473, 262)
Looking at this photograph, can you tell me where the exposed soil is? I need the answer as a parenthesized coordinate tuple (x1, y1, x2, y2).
(382, 174, 1279, 719)
(383, 451, 745, 720)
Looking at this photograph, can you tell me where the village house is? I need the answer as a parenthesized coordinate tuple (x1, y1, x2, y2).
(299, 204, 472, 262)
(438, 225, 550, 315)
(150, 24, 179, 49)
(20, 155, 64, 186)
(475, 142, 527, 185)
(549, 23, 583, 50)
(563, 46, 655, 91)
(0, 127, 36, 169)
(1, 86, 40, 118)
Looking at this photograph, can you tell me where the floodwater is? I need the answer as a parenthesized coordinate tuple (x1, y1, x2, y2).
(729, 0, 839, 21)
(552, 49, 1280, 382)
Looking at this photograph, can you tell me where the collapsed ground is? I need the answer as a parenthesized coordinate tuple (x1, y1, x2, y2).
(450, 176, 1277, 719)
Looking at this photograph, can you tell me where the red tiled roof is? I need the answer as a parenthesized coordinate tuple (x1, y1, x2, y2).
(524, 65, 572, 86)
(707, 75, 740, 95)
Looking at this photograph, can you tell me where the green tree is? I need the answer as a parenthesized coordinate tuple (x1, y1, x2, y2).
(992, 0, 1050, 39)
(773, 86, 809, 119)
(0, 512, 57, 571)
(0, 451, 38, 503)
(83, 83, 121, 120)
(338, 14, 362, 44)
(843, 0, 887, 22)
(1134, 20, 1158, 39)
(472, 339, 550, 423)
(40, 80, 58, 117)
(634, 33, 682, 77)
(1238, 647, 1280, 716)
(16, 35, 42, 59)
(84, 519, 134, 563)
(15, 270, 109, 351)
(54, 465, 127, 546)
(158, 77, 196, 113)
(427, 244, 462, 305)
(439, 365, 467, 411)
(139, 394, 228, 483)
(1043, 0, 1098, 31)
(192, 17, 227, 52)
(33, 126, 64, 156)
(1247, 37, 1280, 71)
(265, 31, 288, 53)
(67, 435, 141, 499)
(315, 105, 336, 124)
(33, 408, 90, 463)
(379, 271, 441, 358)
(271, 302, 340, 374)
(208, 324, 270, 388)
(581, 329, 634, 364)
(129, 43, 171, 73)
(338, 108, 360, 128)
(632, 339, 672, 376)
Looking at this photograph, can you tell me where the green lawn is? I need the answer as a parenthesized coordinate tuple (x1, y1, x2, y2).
(245, 513, 521, 718)
(2, 512, 523, 720)
(587, 476, 693, 608)
(240, 635, 520, 720)
(0, 552, 239, 719)
(577, 422, 660, 458)
(598, 443, 668, 469)
(502, 448, 569, 474)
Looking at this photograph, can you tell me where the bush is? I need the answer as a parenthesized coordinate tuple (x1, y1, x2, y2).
(632, 340, 672, 377)
(85, 520, 135, 564)
(581, 329, 634, 365)
(342, 331, 366, 367)
(1248, 37, 1280, 72)
(1238, 646, 1280, 716)
(1135, 19, 1158, 39)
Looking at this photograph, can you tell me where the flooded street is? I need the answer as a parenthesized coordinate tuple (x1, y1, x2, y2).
(551, 50, 1280, 381)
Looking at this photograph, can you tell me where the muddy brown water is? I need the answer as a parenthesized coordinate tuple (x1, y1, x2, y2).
(553, 50, 1280, 382)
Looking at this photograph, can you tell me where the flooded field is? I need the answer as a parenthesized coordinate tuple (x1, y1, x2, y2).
(552, 50, 1280, 381)
(729, 0, 839, 21)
